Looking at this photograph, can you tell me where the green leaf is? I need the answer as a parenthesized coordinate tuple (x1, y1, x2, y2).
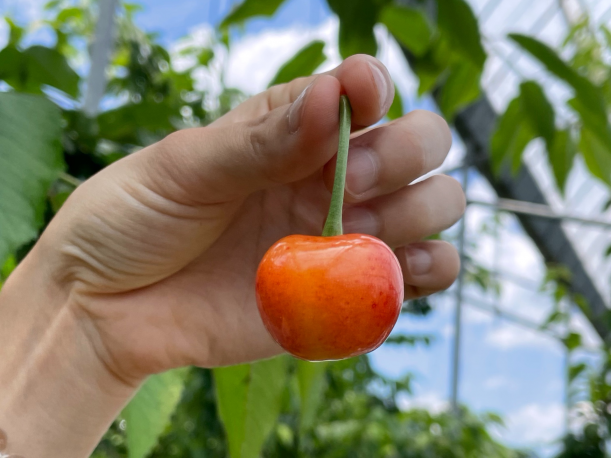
(509, 34, 607, 123)
(214, 356, 289, 458)
(540, 310, 567, 329)
(438, 0, 486, 68)
(386, 85, 403, 120)
(412, 36, 452, 96)
(268, 40, 326, 87)
(548, 129, 576, 193)
(385, 334, 433, 346)
(379, 5, 432, 57)
(214, 364, 250, 458)
(0, 45, 79, 97)
(198, 48, 214, 66)
(327, 0, 388, 58)
(490, 96, 536, 174)
(0, 254, 17, 288)
(220, 0, 287, 28)
(5, 17, 24, 46)
(579, 126, 611, 187)
(438, 61, 481, 118)
(519, 81, 555, 146)
(296, 360, 328, 435)
(563, 332, 582, 351)
(568, 362, 587, 383)
(23, 46, 80, 97)
(122, 369, 187, 458)
(0, 92, 64, 265)
(569, 96, 611, 157)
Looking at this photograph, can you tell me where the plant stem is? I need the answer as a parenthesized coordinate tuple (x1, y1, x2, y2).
(322, 95, 352, 237)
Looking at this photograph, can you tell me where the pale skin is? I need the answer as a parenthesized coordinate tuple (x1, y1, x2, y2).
(0, 55, 464, 457)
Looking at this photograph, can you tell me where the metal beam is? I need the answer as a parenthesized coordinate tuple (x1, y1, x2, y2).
(83, 0, 119, 116)
(454, 97, 610, 341)
(468, 198, 611, 230)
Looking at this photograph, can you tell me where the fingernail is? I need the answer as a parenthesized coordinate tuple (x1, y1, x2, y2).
(405, 246, 432, 276)
(288, 82, 312, 134)
(368, 62, 392, 116)
(342, 207, 380, 235)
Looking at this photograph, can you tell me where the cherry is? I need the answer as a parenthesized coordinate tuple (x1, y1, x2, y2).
(256, 95, 404, 361)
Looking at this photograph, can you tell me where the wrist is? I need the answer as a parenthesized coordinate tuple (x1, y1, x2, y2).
(0, 247, 139, 457)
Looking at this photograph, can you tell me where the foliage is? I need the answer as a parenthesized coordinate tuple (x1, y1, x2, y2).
(3, 0, 611, 456)
(214, 357, 289, 458)
(492, 30, 611, 192)
(121, 369, 188, 458)
(268, 40, 326, 87)
(0, 92, 64, 263)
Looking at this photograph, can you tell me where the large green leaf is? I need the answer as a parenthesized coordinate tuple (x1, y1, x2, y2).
(214, 364, 250, 458)
(519, 81, 555, 147)
(220, 0, 287, 28)
(568, 96, 611, 163)
(548, 129, 576, 194)
(122, 369, 187, 458)
(214, 356, 289, 458)
(580, 126, 611, 187)
(296, 360, 328, 435)
(490, 96, 536, 174)
(438, 61, 481, 118)
(509, 34, 607, 122)
(327, 0, 389, 58)
(412, 36, 452, 96)
(438, 0, 486, 68)
(5, 17, 24, 46)
(268, 40, 326, 87)
(0, 92, 64, 264)
(379, 5, 432, 57)
(0, 45, 79, 97)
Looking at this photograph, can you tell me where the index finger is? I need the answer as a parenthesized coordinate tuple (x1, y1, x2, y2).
(212, 54, 394, 130)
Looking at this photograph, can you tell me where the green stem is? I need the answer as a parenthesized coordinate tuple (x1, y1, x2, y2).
(322, 95, 352, 237)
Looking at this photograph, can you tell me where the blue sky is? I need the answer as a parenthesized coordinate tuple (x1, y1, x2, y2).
(2, 0, 601, 453)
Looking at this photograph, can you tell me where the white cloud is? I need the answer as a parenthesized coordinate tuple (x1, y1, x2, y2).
(0, 0, 46, 23)
(485, 322, 559, 351)
(0, 18, 7, 50)
(224, 18, 340, 96)
(503, 403, 565, 445)
(397, 391, 449, 414)
(483, 375, 515, 390)
(463, 303, 494, 324)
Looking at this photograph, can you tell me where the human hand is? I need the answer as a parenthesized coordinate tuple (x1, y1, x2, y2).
(22, 54, 464, 385)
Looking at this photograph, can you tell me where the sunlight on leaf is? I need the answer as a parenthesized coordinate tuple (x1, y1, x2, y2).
(0, 92, 64, 265)
(122, 368, 187, 458)
(215, 356, 289, 458)
(269, 40, 326, 87)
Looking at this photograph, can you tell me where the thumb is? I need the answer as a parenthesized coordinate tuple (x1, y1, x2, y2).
(140, 75, 343, 204)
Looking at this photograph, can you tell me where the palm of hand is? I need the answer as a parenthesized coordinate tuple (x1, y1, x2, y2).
(59, 57, 461, 383)
(80, 166, 332, 379)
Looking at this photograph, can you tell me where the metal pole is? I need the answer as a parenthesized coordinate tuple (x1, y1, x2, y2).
(468, 198, 611, 230)
(450, 164, 469, 414)
(83, 0, 119, 116)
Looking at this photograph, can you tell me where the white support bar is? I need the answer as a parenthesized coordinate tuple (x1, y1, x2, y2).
(469, 198, 611, 230)
(83, 0, 118, 116)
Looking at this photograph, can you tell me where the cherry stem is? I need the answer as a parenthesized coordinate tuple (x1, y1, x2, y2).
(322, 95, 352, 237)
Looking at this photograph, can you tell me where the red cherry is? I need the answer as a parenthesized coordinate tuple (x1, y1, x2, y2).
(256, 234, 404, 361)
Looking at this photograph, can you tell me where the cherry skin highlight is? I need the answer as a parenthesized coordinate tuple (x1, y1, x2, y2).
(255, 233, 404, 361)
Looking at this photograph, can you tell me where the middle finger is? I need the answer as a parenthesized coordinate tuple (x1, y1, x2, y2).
(323, 109, 452, 203)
